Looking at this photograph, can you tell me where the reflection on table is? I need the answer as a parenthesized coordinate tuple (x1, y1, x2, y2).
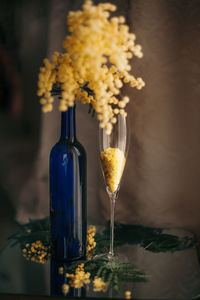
(0, 223, 200, 299)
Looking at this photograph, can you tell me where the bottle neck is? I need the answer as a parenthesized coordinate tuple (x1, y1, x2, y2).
(60, 106, 76, 142)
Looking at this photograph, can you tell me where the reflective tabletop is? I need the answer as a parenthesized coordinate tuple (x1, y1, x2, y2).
(0, 221, 200, 299)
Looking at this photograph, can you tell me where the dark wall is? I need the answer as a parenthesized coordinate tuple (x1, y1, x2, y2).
(0, 0, 50, 215)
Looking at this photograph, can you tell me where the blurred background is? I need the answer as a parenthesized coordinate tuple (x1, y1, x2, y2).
(1, 0, 200, 249)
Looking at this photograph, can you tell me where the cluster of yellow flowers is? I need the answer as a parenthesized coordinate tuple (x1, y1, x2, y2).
(86, 225, 96, 259)
(22, 241, 51, 264)
(101, 147, 125, 192)
(61, 283, 70, 295)
(66, 263, 91, 288)
(93, 276, 107, 292)
(125, 290, 132, 299)
(64, 263, 107, 292)
(58, 266, 64, 275)
(60, 263, 131, 296)
(37, 0, 145, 134)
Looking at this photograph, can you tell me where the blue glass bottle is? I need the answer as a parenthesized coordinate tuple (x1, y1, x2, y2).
(50, 105, 87, 261)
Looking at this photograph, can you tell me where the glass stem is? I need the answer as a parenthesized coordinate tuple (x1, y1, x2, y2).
(109, 193, 116, 257)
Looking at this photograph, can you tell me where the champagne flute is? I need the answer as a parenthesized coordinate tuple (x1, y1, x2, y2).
(99, 114, 129, 258)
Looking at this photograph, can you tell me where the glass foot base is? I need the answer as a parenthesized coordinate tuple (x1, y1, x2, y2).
(93, 252, 128, 263)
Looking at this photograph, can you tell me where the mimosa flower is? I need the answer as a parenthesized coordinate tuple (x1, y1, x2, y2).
(86, 225, 96, 259)
(37, 0, 144, 134)
(100, 147, 125, 192)
(22, 240, 51, 264)
(66, 264, 91, 288)
(58, 266, 64, 275)
(62, 283, 69, 295)
(125, 290, 132, 299)
(93, 276, 107, 292)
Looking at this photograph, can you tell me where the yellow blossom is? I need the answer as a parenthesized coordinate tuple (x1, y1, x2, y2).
(100, 147, 125, 192)
(22, 241, 50, 264)
(66, 264, 91, 288)
(125, 290, 132, 299)
(58, 266, 64, 275)
(86, 225, 96, 259)
(93, 276, 107, 292)
(37, 0, 144, 134)
(62, 283, 69, 295)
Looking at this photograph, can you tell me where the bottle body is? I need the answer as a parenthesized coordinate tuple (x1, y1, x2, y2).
(50, 107, 87, 261)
